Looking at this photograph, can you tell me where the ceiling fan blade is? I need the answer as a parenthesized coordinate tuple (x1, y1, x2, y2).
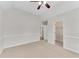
(37, 5, 41, 10)
(45, 3, 50, 8)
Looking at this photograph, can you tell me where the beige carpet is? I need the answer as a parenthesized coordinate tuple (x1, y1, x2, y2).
(0, 40, 79, 58)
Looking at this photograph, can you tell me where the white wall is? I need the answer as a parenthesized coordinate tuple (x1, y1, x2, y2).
(47, 19, 56, 44)
(48, 7, 79, 54)
(0, 7, 3, 54)
(3, 8, 42, 48)
(61, 8, 79, 54)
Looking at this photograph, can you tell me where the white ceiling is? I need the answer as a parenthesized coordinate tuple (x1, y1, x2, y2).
(0, 1, 79, 19)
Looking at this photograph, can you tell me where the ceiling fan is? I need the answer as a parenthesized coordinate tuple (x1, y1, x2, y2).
(30, 1, 50, 10)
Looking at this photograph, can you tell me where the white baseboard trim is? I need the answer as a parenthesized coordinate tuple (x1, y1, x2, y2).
(4, 39, 40, 49)
(4, 34, 40, 49)
(63, 35, 79, 54)
(64, 47, 79, 54)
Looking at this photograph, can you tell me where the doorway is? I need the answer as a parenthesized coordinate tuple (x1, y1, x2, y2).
(40, 20, 48, 41)
(55, 21, 63, 47)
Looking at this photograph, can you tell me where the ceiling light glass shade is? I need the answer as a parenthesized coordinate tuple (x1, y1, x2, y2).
(39, 2, 41, 5)
(44, 1, 47, 4)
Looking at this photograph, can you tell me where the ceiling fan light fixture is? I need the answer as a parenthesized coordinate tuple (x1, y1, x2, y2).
(44, 1, 47, 4)
(30, 1, 51, 10)
(39, 2, 42, 5)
